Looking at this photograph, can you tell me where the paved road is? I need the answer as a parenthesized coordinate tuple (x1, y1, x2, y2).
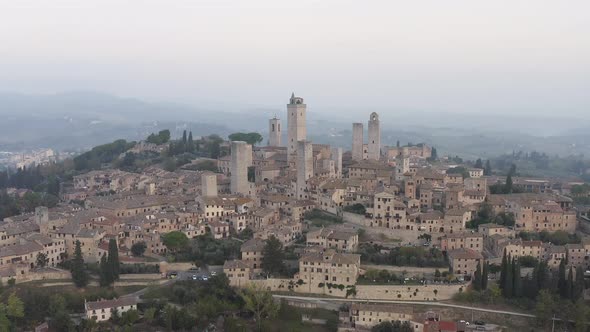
(272, 294, 536, 318)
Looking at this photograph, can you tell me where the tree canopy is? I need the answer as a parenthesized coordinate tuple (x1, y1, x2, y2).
(261, 236, 286, 277)
(146, 130, 171, 145)
(228, 132, 263, 146)
(162, 231, 189, 252)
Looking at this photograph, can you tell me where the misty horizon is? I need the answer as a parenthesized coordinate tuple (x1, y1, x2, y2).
(1, 1, 589, 118)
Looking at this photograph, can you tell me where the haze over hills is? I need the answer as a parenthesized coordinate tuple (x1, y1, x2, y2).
(0, 91, 589, 159)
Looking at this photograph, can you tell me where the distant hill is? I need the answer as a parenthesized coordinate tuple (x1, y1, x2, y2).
(0, 91, 589, 159)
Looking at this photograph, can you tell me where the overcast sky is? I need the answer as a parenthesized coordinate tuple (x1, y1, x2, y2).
(1, 0, 589, 116)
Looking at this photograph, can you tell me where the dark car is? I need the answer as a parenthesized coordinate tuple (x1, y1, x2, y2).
(474, 320, 485, 325)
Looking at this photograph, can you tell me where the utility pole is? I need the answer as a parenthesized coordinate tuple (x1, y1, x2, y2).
(551, 314, 555, 332)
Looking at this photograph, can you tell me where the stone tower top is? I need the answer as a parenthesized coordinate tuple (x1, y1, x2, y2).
(289, 92, 305, 105)
(370, 112, 379, 122)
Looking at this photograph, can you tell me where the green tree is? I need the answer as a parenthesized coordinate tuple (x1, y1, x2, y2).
(108, 238, 120, 281)
(558, 259, 567, 298)
(482, 262, 489, 290)
(239, 284, 279, 332)
(35, 252, 48, 268)
(261, 236, 286, 277)
(146, 129, 171, 145)
(131, 241, 147, 257)
(484, 160, 492, 176)
(504, 173, 513, 194)
(473, 261, 482, 291)
(162, 231, 189, 252)
(499, 250, 508, 292)
(343, 203, 367, 215)
(535, 290, 555, 329)
(48, 294, 67, 318)
(512, 258, 522, 298)
(119, 309, 140, 326)
(574, 297, 589, 332)
(474, 158, 483, 169)
(143, 307, 157, 324)
(182, 130, 187, 144)
(6, 293, 24, 324)
(573, 266, 585, 300)
(71, 240, 88, 287)
(0, 305, 10, 332)
(99, 255, 112, 287)
(228, 132, 263, 146)
(430, 147, 438, 161)
(566, 267, 574, 300)
(187, 131, 194, 152)
(502, 254, 513, 297)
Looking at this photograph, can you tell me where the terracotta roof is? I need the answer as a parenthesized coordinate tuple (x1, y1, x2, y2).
(86, 297, 137, 311)
(447, 248, 483, 260)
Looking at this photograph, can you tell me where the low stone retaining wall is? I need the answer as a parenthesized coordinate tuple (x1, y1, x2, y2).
(237, 278, 466, 301)
(119, 273, 162, 280)
(355, 283, 465, 301)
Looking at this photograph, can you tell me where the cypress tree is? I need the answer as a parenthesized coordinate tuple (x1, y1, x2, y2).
(558, 259, 567, 298)
(474, 261, 482, 291)
(107, 239, 120, 281)
(528, 263, 539, 299)
(537, 261, 549, 290)
(499, 250, 508, 291)
(503, 254, 513, 297)
(71, 240, 88, 288)
(99, 254, 111, 286)
(482, 262, 489, 290)
(182, 130, 187, 144)
(188, 132, 194, 152)
(474, 158, 483, 169)
(484, 160, 492, 176)
(566, 268, 574, 300)
(574, 266, 584, 300)
(504, 174, 513, 194)
(513, 258, 523, 298)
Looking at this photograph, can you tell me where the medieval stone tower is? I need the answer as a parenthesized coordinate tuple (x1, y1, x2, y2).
(201, 172, 218, 197)
(287, 93, 306, 162)
(296, 140, 313, 199)
(367, 112, 381, 160)
(35, 206, 49, 235)
(230, 141, 250, 195)
(352, 122, 364, 161)
(268, 117, 281, 147)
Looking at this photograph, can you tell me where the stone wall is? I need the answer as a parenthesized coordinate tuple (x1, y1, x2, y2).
(239, 277, 465, 301)
(355, 283, 465, 301)
(119, 273, 162, 280)
(362, 265, 449, 277)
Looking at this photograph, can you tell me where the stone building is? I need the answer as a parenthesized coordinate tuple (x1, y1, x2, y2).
(201, 172, 218, 197)
(296, 140, 313, 199)
(298, 249, 361, 286)
(240, 238, 266, 271)
(306, 227, 359, 252)
(346, 304, 422, 331)
(287, 93, 306, 162)
(447, 248, 484, 277)
(440, 233, 484, 252)
(352, 123, 364, 161)
(367, 112, 381, 160)
(85, 297, 138, 322)
(268, 117, 281, 147)
(230, 141, 250, 195)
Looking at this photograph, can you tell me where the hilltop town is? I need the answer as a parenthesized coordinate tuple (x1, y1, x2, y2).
(0, 93, 589, 332)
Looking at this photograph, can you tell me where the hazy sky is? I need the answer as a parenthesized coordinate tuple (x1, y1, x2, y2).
(1, 0, 589, 116)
